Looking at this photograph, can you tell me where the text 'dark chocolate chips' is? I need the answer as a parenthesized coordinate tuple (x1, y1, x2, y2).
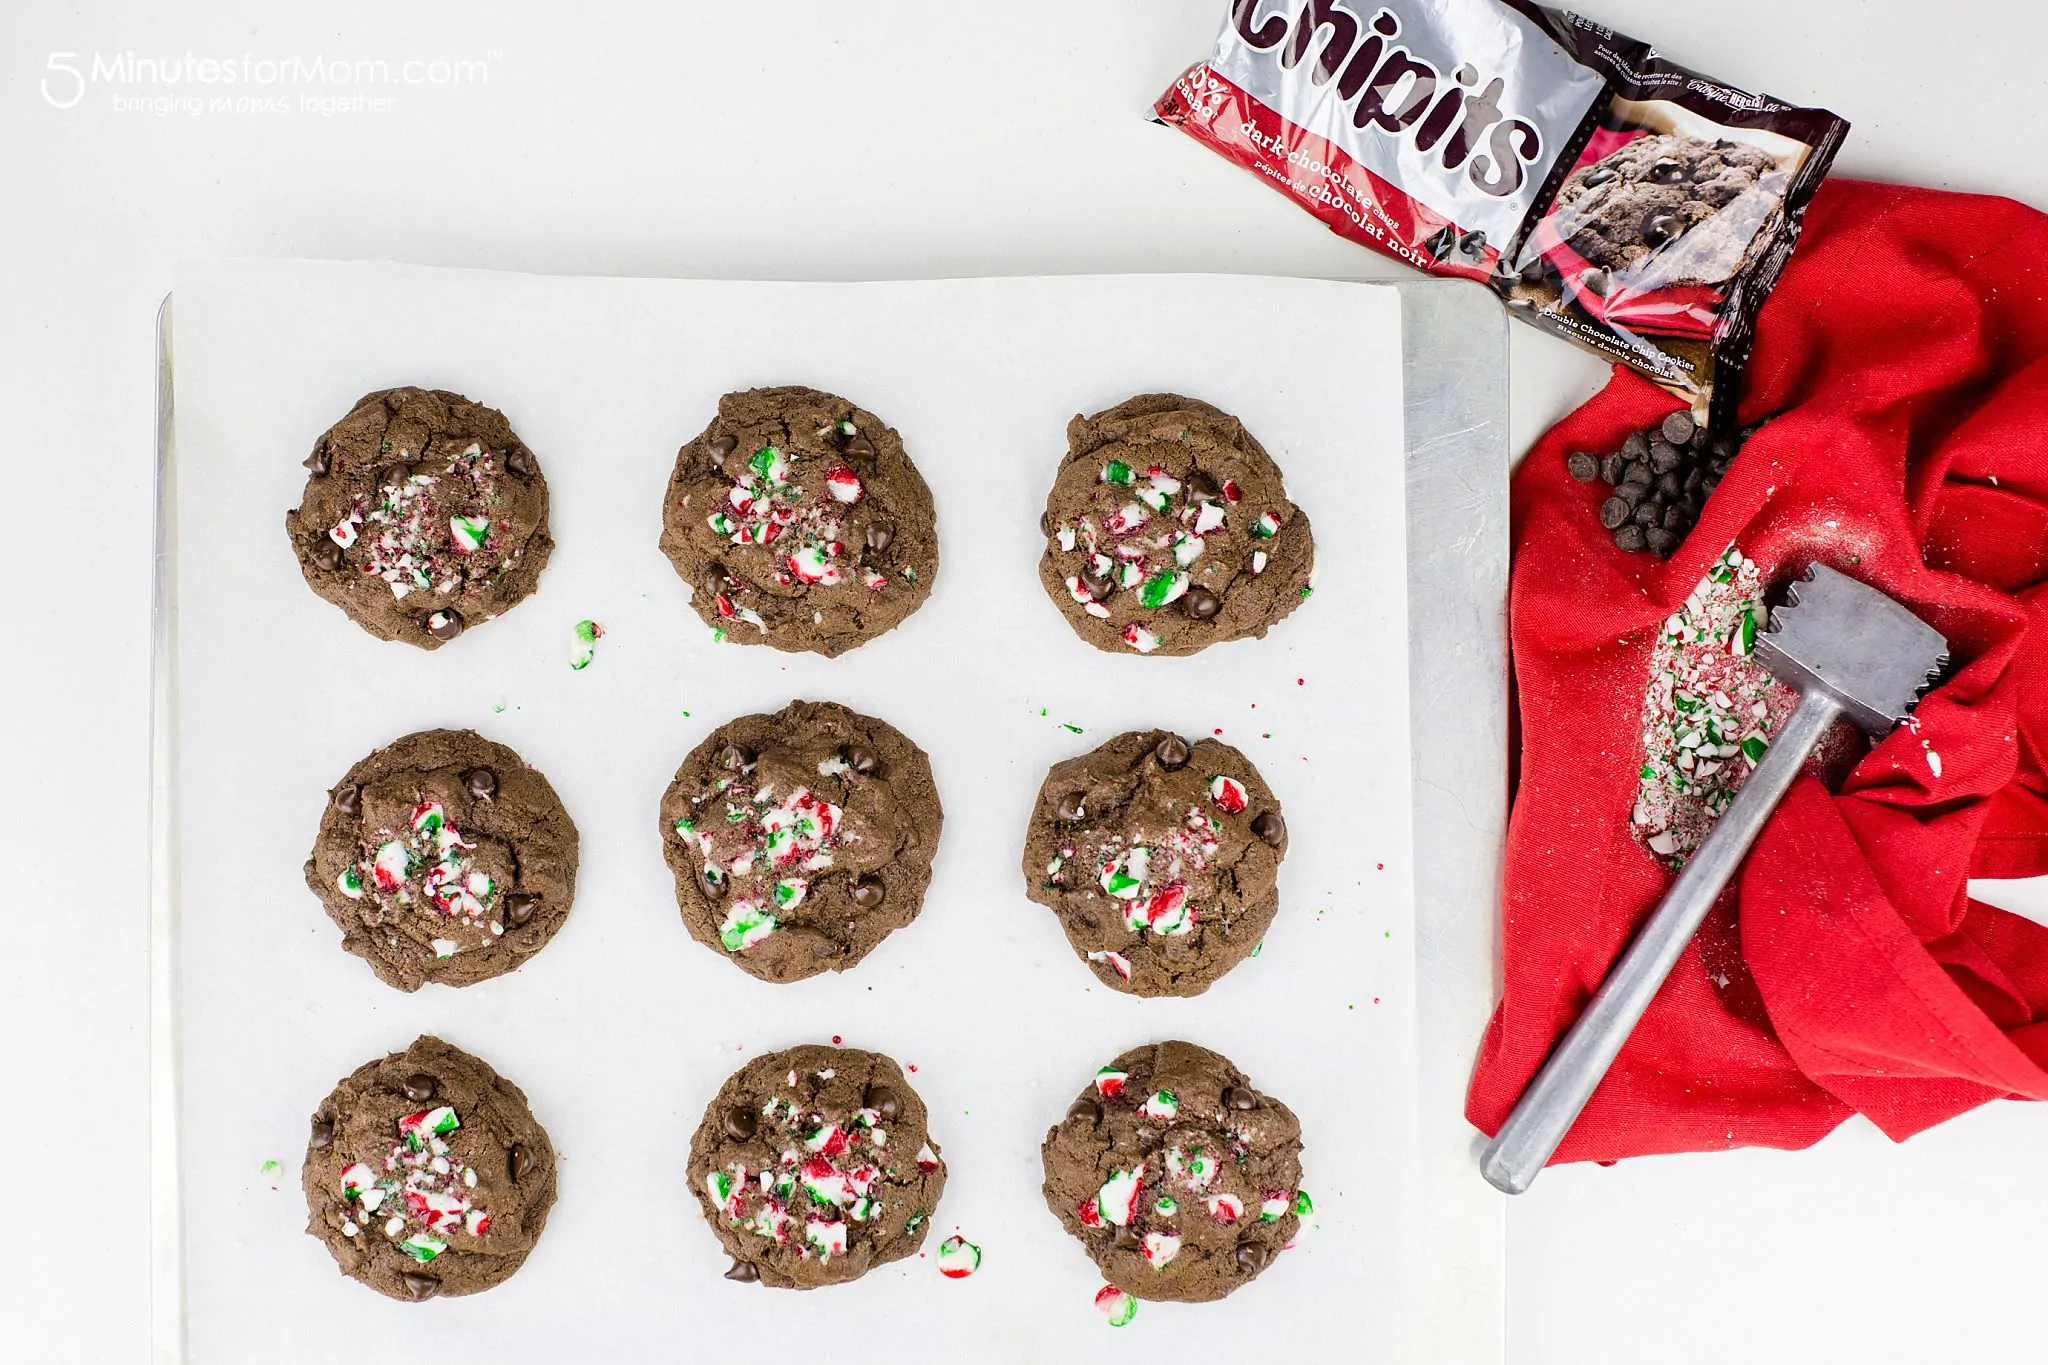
(302, 1035, 557, 1302)
(687, 1044, 946, 1289)
(658, 386, 939, 657)
(304, 729, 580, 992)
(660, 700, 944, 984)
(1036, 394, 1314, 657)
(1040, 1041, 1307, 1303)
(284, 387, 553, 649)
(1023, 729, 1288, 998)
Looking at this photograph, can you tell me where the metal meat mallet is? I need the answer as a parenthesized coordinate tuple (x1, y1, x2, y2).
(1480, 563, 1949, 1194)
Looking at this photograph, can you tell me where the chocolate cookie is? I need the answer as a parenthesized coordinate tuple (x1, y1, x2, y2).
(1041, 1041, 1306, 1303)
(661, 700, 943, 984)
(687, 1043, 946, 1289)
(659, 387, 939, 657)
(305, 729, 579, 992)
(1024, 729, 1287, 997)
(302, 1035, 557, 1302)
(285, 387, 552, 648)
(1037, 394, 1314, 656)
(1552, 132, 1788, 287)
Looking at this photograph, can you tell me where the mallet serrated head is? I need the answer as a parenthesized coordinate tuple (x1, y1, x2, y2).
(1755, 564, 1950, 736)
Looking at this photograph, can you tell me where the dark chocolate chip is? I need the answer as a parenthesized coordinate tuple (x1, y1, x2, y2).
(1613, 524, 1648, 553)
(1597, 497, 1631, 530)
(1660, 411, 1696, 446)
(1235, 1243, 1271, 1274)
(1655, 471, 1683, 499)
(864, 519, 895, 554)
(707, 435, 737, 467)
(716, 743, 753, 772)
(383, 462, 413, 488)
(302, 441, 331, 475)
(1645, 527, 1679, 558)
(504, 892, 539, 926)
(843, 743, 879, 775)
(1154, 734, 1191, 770)
(1181, 586, 1222, 620)
(1703, 474, 1721, 495)
(1067, 1097, 1101, 1124)
(1599, 453, 1623, 484)
(1621, 431, 1650, 461)
(851, 877, 886, 910)
(426, 611, 463, 641)
(504, 446, 534, 478)
(1223, 1086, 1258, 1111)
(1711, 438, 1735, 463)
(844, 435, 876, 459)
(1250, 810, 1286, 846)
(1648, 441, 1680, 475)
(1643, 211, 1685, 247)
(703, 563, 737, 598)
(401, 1273, 441, 1301)
(1662, 504, 1688, 532)
(1622, 460, 1652, 487)
(333, 784, 361, 817)
(309, 536, 344, 571)
(310, 1114, 334, 1148)
(700, 868, 728, 899)
(1566, 452, 1599, 482)
(1615, 483, 1644, 509)
(1080, 565, 1114, 600)
(1683, 468, 1705, 496)
(1055, 791, 1088, 821)
(464, 768, 498, 802)
(1649, 157, 1688, 185)
(1633, 502, 1662, 529)
(1689, 426, 1711, 451)
(864, 1086, 902, 1121)
(724, 1257, 760, 1283)
(508, 1142, 535, 1183)
(401, 1074, 437, 1102)
(1039, 509, 1057, 538)
(723, 1105, 757, 1140)
(1112, 1224, 1142, 1250)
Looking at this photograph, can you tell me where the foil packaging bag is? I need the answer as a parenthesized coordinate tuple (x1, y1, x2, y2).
(1155, 0, 1847, 428)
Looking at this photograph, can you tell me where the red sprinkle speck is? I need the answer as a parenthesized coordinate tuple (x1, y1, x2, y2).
(1296, 678, 1304, 686)
(1213, 728, 1224, 736)
(831, 1035, 842, 1045)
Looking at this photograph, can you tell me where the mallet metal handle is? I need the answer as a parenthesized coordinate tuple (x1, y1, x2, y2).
(1479, 689, 1843, 1194)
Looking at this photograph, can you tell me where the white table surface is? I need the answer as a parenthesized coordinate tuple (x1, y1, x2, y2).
(4, 3, 2046, 1361)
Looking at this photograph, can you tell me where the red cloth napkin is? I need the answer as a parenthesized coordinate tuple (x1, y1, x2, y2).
(1466, 179, 2048, 1162)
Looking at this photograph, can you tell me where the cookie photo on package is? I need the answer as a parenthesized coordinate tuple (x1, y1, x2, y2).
(1153, 0, 1846, 427)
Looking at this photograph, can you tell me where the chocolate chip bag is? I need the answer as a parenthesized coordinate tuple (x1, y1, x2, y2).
(1153, 0, 1847, 429)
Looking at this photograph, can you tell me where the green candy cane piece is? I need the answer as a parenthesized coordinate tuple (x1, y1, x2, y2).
(1101, 459, 1134, 486)
(449, 515, 490, 554)
(1138, 570, 1188, 610)
(719, 903, 780, 952)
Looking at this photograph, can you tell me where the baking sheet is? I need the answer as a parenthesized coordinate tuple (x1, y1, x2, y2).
(159, 261, 1439, 1362)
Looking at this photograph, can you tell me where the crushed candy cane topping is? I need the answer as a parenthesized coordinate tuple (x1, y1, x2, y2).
(703, 1070, 938, 1266)
(340, 795, 502, 955)
(336, 1102, 490, 1258)
(674, 754, 858, 956)
(328, 442, 513, 602)
(1631, 545, 1798, 867)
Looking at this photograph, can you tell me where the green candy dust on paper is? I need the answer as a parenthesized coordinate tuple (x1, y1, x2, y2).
(569, 619, 605, 670)
(1061, 723, 1083, 734)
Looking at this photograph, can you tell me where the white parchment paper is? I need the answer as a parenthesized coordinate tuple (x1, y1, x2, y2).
(168, 261, 1414, 1363)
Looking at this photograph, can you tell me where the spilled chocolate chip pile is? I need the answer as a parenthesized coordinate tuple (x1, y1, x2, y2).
(1566, 410, 1745, 558)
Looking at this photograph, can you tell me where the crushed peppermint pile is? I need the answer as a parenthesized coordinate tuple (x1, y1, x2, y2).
(328, 442, 506, 600)
(674, 754, 857, 955)
(336, 797, 502, 956)
(704, 1078, 920, 1265)
(1632, 544, 1798, 867)
(338, 1104, 490, 1262)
